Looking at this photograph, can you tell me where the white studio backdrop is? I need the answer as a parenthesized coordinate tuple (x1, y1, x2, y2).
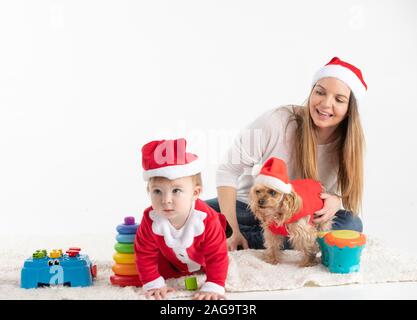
(1, 1, 417, 255)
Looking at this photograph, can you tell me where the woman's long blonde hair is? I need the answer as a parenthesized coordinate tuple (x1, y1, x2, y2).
(289, 92, 365, 215)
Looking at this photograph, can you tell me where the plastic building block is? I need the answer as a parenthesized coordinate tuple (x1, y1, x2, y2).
(49, 249, 63, 258)
(66, 249, 80, 258)
(21, 248, 97, 289)
(32, 250, 47, 259)
(185, 277, 198, 290)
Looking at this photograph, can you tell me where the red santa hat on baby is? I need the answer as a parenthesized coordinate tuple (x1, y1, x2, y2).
(254, 157, 292, 194)
(312, 57, 367, 105)
(141, 138, 201, 181)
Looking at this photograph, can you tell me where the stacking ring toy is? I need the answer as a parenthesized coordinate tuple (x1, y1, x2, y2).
(110, 217, 141, 287)
(116, 234, 135, 244)
(113, 252, 135, 264)
(321, 230, 366, 274)
(110, 274, 142, 287)
(316, 231, 330, 266)
(112, 263, 138, 276)
(114, 242, 134, 254)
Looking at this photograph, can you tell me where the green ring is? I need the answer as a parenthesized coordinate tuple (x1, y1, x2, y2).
(114, 242, 134, 254)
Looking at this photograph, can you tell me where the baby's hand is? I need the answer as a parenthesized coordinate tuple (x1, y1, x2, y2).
(145, 286, 176, 300)
(193, 291, 225, 300)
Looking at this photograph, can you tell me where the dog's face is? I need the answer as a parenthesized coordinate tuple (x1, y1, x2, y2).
(249, 184, 301, 226)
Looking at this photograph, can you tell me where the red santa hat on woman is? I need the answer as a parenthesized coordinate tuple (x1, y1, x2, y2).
(254, 157, 292, 194)
(312, 57, 367, 105)
(142, 138, 201, 181)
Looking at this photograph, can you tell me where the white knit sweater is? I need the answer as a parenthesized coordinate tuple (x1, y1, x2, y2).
(216, 105, 339, 204)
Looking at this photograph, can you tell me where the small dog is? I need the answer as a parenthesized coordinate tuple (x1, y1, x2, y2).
(249, 179, 333, 267)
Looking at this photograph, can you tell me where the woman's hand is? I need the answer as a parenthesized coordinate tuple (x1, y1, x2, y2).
(313, 193, 342, 224)
(145, 286, 176, 300)
(227, 231, 249, 251)
(193, 291, 225, 300)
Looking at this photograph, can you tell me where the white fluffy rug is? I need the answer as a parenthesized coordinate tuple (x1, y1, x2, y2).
(1, 234, 417, 300)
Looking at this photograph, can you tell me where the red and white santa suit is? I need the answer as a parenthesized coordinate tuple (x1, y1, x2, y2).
(268, 179, 324, 236)
(136, 138, 229, 295)
(135, 199, 228, 295)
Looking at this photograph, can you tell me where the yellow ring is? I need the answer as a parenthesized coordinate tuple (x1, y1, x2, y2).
(113, 252, 135, 264)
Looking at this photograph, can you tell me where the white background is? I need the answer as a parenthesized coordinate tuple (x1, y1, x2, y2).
(1, 0, 417, 258)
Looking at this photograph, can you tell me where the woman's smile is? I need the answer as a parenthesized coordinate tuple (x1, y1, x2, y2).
(316, 108, 334, 120)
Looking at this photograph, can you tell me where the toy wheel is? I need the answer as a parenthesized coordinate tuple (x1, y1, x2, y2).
(91, 265, 97, 278)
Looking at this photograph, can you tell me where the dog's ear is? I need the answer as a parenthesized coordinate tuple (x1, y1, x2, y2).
(280, 192, 302, 214)
(248, 186, 260, 216)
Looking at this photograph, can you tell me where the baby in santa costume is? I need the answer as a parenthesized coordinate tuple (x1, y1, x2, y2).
(134, 138, 229, 300)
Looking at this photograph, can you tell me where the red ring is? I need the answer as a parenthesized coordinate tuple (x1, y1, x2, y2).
(110, 275, 142, 287)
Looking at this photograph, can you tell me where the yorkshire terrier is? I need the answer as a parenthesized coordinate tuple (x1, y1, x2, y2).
(249, 180, 333, 267)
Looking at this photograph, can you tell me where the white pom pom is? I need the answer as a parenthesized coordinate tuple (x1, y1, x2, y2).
(251, 163, 263, 176)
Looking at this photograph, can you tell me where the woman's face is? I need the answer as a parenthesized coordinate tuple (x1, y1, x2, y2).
(309, 77, 351, 131)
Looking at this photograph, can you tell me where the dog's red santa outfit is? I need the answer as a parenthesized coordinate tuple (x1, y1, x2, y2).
(135, 138, 228, 295)
(254, 157, 324, 237)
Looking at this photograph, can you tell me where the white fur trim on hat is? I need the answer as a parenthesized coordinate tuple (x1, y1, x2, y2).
(251, 163, 263, 177)
(143, 158, 202, 181)
(254, 174, 292, 194)
(312, 64, 366, 104)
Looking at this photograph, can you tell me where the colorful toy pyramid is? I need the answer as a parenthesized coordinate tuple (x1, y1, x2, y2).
(110, 216, 142, 287)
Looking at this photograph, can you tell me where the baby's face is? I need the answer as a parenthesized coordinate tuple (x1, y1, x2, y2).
(148, 176, 200, 221)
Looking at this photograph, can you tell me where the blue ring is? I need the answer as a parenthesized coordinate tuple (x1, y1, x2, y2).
(116, 223, 138, 235)
(116, 233, 135, 243)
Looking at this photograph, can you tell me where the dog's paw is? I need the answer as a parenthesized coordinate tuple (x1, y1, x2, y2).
(263, 253, 280, 265)
(299, 257, 319, 268)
